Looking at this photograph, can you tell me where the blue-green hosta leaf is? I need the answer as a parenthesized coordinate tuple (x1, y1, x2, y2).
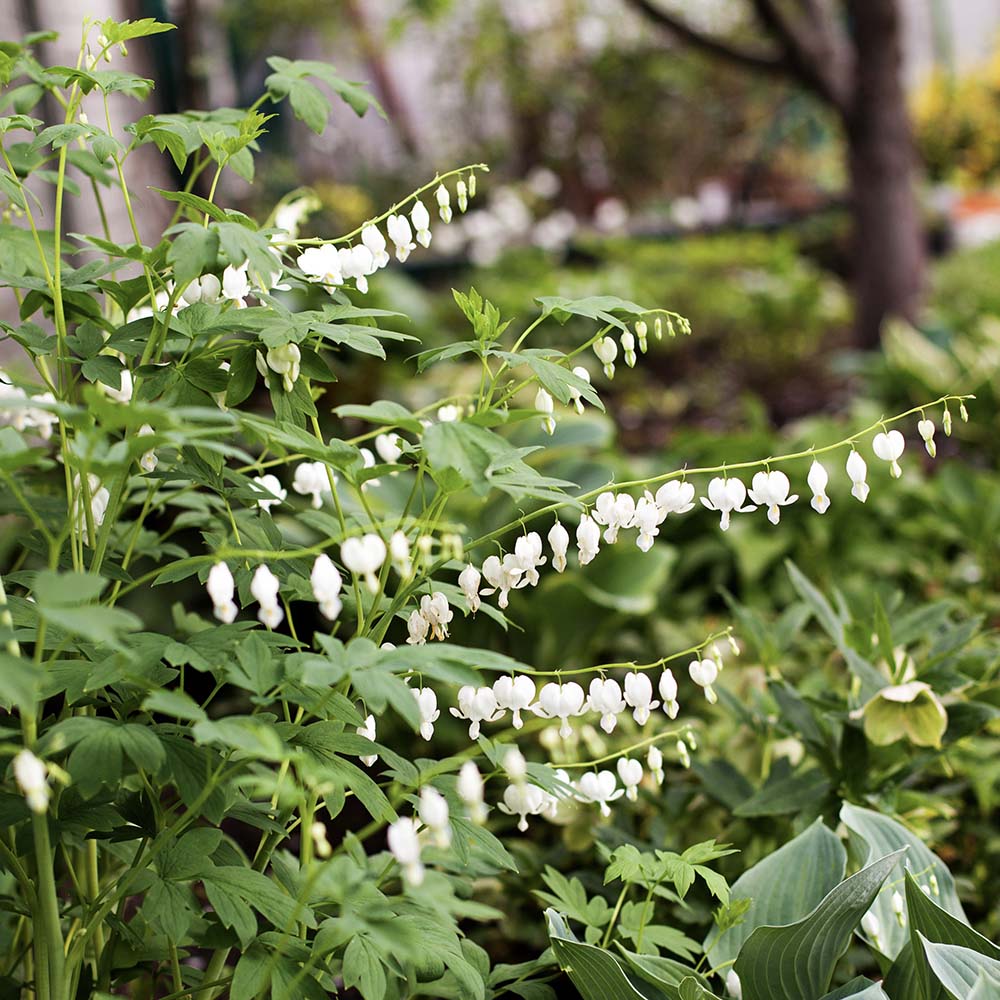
(616, 949, 713, 1000)
(841, 804, 965, 961)
(547, 910, 672, 1000)
(819, 978, 890, 999)
(733, 849, 906, 1000)
(919, 938, 1000, 1000)
(969, 971, 1000, 1000)
(704, 819, 846, 970)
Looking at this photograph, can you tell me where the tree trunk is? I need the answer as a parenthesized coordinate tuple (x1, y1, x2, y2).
(843, 0, 925, 349)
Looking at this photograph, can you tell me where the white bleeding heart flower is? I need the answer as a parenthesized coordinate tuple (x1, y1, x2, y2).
(387, 213, 416, 261)
(587, 677, 626, 733)
(688, 658, 719, 704)
(450, 685, 503, 739)
(387, 816, 424, 886)
(548, 520, 570, 572)
(535, 387, 556, 435)
(647, 745, 665, 785)
(533, 681, 586, 739)
(568, 366, 591, 413)
(340, 533, 387, 593)
(917, 418, 936, 458)
(265, 343, 301, 392)
(458, 564, 482, 613)
(292, 461, 334, 509)
(13, 750, 49, 813)
(418, 786, 451, 847)
(576, 514, 601, 565)
(748, 470, 799, 525)
(250, 564, 283, 629)
(435, 183, 453, 223)
(700, 476, 757, 531)
(807, 460, 830, 513)
(616, 757, 643, 801)
(375, 432, 403, 464)
(457, 761, 487, 823)
(310, 554, 343, 621)
(593, 336, 617, 378)
(406, 609, 429, 646)
(575, 770, 623, 817)
(251, 473, 286, 512)
(654, 480, 696, 515)
(513, 531, 546, 586)
(624, 671, 659, 725)
(633, 495, 666, 551)
(497, 782, 545, 831)
(361, 224, 390, 269)
(480, 553, 525, 609)
(658, 668, 679, 718)
(846, 450, 870, 502)
(872, 429, 905, 478)
(592, 491, 636, 543)
(297, 244, 343, 290)
(493, 675, 536, 729)
(412, 686, 440, 740)
(410, 199, 432, 247)
(357, 714, 378, 766)
(207, 562, 238, 624)
(419, 591, 453, 641)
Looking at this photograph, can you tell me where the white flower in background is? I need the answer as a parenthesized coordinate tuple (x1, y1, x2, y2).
(689, 658, 719, 704)
(635, 320, 648, 352)
(659, 669, 679, 718)
(357, 714, 378, 766)
(361, 224, 390, 269)
(633, 495, 666, 552)
(456, 178, 469, 212)
(891, 890, 906, 926)
(654, 481, 696, 516)
(339, 244, 376, 294)
(389, 531, 411, 577)
(493, 675, 536, 729)
(251, 474, 286, 512)
(676, 738, 691, 768)
(310, 554, 343, 621)
(410, 200, 432, 248)
(418, 786, 451, 847)
(918, 418, 936, 458)
(534, 681, 586, 739)
(548, 521, 569, 572)
(406, 609, 429, 646)
(420, 591, 453, 641)
(700, 477, 756, 531)
(137, 424, 157, 473)
(593, 336, 617, 378)
(726, 970, 743, 999)
(310, 820, 332, 859)
(292, 461, 333, 509)
(265, 343, 301, 392)
(436, 404, 460, 422)
(498, 782, 545, 831)
(861, 910, 882, 949)
(250, 564, 283, 628)
(387, 816, 424, 887)
(943, 408, 953, 435)
(358, 447, 380, 489)
(341, 533, 387, 593)
(624, 671, 659, 724)
(808, 460, 831, 513)
(180, 273, 222, 306)
(375, 432, 403, 464)
(575, 770, 623, 817)
(272, 195, 316, 241)
(588, 677, 626, 733)
(297, 244, 343, 290)
(576, 514, 601, 565)
(416, 534, 434, 564)
(535, 387, 556, 435)
(457, 760, 487, 822)
(207, 562, 238, 624)
(103, 368, 133, 404)
(387, 214, 416, 261)
(748, 470, 798, 525)
(13, 750, 49, 813)
(73, 473, 110, 545)
(513, 532, 546, 586)
(458, 564, 482, 612)
(873, 429, 905, 478)
(568, 366, 591, 414)
(221, 262, 251, 306)
(647, 745, 665, 785)
(617, 758, 643, 801)
(450, 685, 503, 739)
(412, 686, 440, 740)
(441, 533, 464, 561)
(846, 450, 870, 502)
(435, 183, 453, 223)
(481, 553, 524, 609)
(593, 491, 635, 543)
(503, 747, 528, 783)
(620, 330, 637, 368)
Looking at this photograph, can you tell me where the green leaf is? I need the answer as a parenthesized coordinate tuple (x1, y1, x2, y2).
(142, 689, 207, 723)
(919, 939, 1000, 1000)
(841, 803, 966, 961)
(704, 819, 845, 971)
(616, 950, 712, 999)
(733, 849, 906, 1000)
(536, 295, 655, 333)
(154, 188, 229, 222)
(819, 979, 891, 999)
(202, 866, 314, 946)
(343, 935, 388, 1000)
(546, 910, 673, 1000)
(733, 767, 831, 817)
(168, 224, 220, 286)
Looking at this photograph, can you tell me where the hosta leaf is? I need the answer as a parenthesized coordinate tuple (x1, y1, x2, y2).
(919, 938, 1000, 1000)
(733, 849, 905, 1000)
(704, 819, 845, 970)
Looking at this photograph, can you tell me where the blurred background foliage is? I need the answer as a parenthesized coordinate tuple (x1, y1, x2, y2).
(5, 0, 1000, 977)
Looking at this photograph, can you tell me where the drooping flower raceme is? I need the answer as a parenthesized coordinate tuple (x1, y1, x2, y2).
(341, 534, 387, 593)
(310, 554, 343, 621)
(412, 686, 440, 740)
(250, 564, 283, 628)
(846, 450, 870, 502)
(872, 429, 905, 478)
(617, 758, 643, 801)
(493, 675, 536, 729)
(624, 671, 659, 724)
(534, 681, 586, 739)
(748, 470, 798, 525)
(207, 562, 238, 624)
(575, 770, 624, 817)
(588, 677, 627, 733)
(13, 749, 49, 813)
(700, 476, 756, 531)
(387, 816, 424, 887)
(357, 714, 378, 766)
(808, 460, 831, 513)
